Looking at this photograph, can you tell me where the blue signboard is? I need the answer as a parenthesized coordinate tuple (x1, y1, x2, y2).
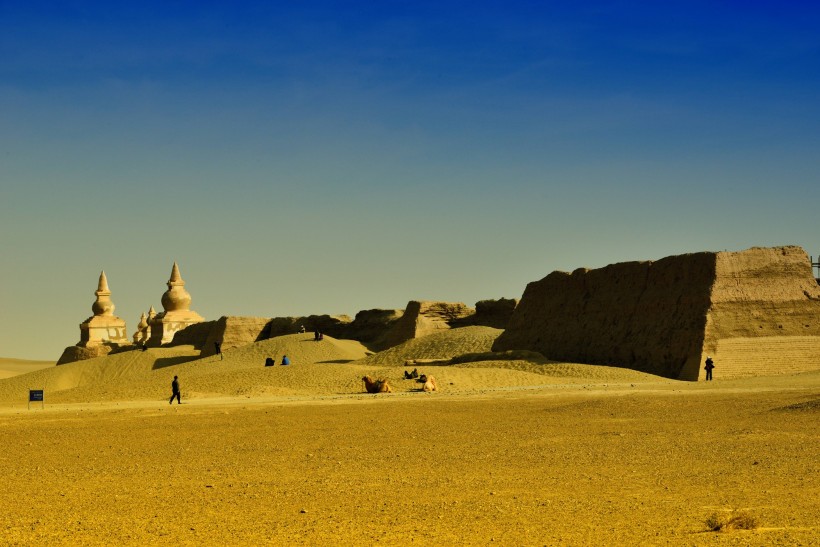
(29, 389, 44, 409)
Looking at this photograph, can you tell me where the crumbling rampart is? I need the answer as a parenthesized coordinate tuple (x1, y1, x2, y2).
(493, 246, 820, 380)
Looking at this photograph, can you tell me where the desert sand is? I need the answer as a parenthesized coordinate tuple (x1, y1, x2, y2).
(0, 357, 55, 380)
(1, 328, 818, 545)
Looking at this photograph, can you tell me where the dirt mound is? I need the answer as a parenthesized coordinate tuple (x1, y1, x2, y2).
(0, 335, 376, 404)
(360, 326, 502, 366)
(450, 349, 549, 365)
(453, 359, 671, 382)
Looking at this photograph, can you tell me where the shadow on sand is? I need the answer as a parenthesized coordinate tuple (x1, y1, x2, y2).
(152, 356, 201, 370)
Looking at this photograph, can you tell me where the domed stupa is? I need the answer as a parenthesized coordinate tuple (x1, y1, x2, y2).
(148, 262, 204, 345)
(132, 311, 150, 345)
(57, 271, 130, 364)
(80, 271, 129, 346)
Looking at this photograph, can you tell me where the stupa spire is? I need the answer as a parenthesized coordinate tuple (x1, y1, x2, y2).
(96, 271, 111, 294)
(168, 261, 184, 287)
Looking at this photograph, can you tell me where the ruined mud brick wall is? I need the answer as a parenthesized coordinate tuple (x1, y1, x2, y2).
(200, 317, 270, 357)
(453, 298, 518, 329)
(493, 254, 714, 379)
(494, 246, 820, 380)
(378, 301, 474, 350)
(696, 246, 820, 380)
(167, 321, 215, 349)
(343, 309, 404, 349)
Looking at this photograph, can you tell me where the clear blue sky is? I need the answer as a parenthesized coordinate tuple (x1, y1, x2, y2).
(2, 1, 819, 360)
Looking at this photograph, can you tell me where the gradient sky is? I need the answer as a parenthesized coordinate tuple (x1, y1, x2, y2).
(2, 1, 819, 360)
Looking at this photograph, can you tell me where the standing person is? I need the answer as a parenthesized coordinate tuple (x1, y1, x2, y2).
(704, 356, 715, 381)
(314, 330, 320, 341)
(169, 375, 181, 404)
(214, 340, 223, 360)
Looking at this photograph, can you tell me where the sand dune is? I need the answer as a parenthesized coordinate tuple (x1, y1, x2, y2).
(0, 357, 55, 380)
(0, 328, 677, 407)
(359, 325, 502, 365)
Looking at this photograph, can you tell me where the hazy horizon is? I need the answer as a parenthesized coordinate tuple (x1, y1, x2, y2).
(2, 2, 819, 360)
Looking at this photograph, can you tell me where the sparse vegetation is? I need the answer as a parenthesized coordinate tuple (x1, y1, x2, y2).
(705, 509, 759, 532)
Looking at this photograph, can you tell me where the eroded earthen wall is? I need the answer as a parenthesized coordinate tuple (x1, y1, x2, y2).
(378, 301, 474, 350)
(199, 317, 270, 356)
(695, 246, 820, 379)
(493, 253, 716, 379)
(494, 245, 820, 380)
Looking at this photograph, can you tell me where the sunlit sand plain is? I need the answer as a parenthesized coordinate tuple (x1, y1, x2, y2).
(1, 328, 818, 545)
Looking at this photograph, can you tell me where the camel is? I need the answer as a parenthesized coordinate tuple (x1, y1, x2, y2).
(362, 376, 393, 394)
(422, 375, 437, 392)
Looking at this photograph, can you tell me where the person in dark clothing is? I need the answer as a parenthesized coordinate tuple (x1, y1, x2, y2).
(169, 375, 181, 404)
(214, 341, 223, 360)
(704, 356, 715, 381)
(265, 357, 275, 367)
(314, 330, 320, 341)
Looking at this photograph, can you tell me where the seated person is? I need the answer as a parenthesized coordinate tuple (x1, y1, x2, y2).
(281, 355, 291, 366)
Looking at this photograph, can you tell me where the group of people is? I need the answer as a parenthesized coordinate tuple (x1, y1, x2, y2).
(298, 324, 324, 340)
(264, 355, 291, 367)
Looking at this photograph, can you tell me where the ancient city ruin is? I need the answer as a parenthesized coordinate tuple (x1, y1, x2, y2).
(493, 246, 820, 380)
(56, 247, 820, 380)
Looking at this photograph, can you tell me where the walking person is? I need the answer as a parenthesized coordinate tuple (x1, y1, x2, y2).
(214, 340, 223, 360)
(169, 375, 181, 404)
(704, 356, 715, 381)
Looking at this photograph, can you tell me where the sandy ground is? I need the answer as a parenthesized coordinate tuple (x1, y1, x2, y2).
(1, 330, 818, 545)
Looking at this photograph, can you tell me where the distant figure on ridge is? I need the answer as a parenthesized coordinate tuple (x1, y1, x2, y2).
(299, 325, 306, 333)
(318, 332, 324, 341)
(169, 375, 181, 404)
(214, 340, 223, 360)
(281, 355, 291, 366)
(314, 330, 320, 341)
(704, 356, 715, 381)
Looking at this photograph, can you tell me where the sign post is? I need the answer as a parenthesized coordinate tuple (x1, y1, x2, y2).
(28, 389, 44, 410)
